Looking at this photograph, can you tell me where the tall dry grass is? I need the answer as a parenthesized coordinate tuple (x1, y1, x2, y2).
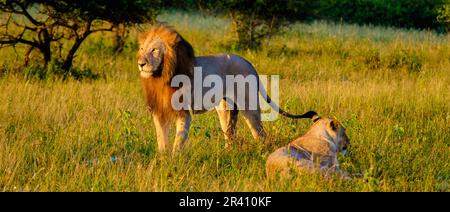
(0, 11, 449, 191)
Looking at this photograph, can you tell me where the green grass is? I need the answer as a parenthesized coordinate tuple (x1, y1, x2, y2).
(1, 11, 449, 191)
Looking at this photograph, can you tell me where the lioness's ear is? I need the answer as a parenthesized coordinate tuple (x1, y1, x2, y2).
(329, 119, 340, 131)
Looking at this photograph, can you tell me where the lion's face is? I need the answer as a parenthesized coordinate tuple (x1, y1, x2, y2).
(317, 118, 350, 155)
(336, 125, 350, 155)
(327, 119, 350, 155)
(138, 37, 166, 78)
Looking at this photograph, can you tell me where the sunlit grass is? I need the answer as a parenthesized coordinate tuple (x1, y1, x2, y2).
(0, 11, 449, 191)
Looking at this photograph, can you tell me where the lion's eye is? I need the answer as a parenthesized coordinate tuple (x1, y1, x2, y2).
(151, 48, 160, 57)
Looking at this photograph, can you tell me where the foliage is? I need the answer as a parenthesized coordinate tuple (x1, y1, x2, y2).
(437, 1, 450, 30)
(0, 12, 449, 191)
(162, 0, 448, 49)
(201, 0, 321, 49)
(23, 59, 101, 81)
(321, 0, 446, 30)
(0, 0, 160, 75)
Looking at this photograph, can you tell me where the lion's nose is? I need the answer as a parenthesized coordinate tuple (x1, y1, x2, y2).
(138, 62, 146, 68)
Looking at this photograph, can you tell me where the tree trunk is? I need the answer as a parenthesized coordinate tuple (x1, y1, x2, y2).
(62, 38, 85, 72)
(39, 28, 52, 69)
(24, 46, 34, 67)
(43, 46, 51, 69)
(112, 23, 126, 53)
(38, 44, 51, 69)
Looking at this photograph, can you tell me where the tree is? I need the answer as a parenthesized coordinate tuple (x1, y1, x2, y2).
(437, 1, 450, 31)
(197, 0, 320, 50)
(0, 0, 160, 73)
(320, 0, 446, 30)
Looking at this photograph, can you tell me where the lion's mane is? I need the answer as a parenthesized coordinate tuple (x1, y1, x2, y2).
(138, 24, 195, 120)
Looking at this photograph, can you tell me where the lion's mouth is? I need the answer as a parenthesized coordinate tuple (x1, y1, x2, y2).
(140, 70, 153, 74)
(140, 70, 155, 78)
(140, 69, 162, 77)
(138, 63, 162, 77)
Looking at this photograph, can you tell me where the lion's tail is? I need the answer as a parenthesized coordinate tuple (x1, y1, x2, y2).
(258, 83, 317, 119)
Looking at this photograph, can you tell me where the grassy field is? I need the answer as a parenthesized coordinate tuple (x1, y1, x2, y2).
(0, 12, 449, 191)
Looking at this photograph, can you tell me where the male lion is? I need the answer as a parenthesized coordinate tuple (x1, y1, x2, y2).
(266, 112, 350, 179)
(137, 24, 314, 152)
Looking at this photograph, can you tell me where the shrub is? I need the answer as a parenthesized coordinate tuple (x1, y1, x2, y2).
(0, 0, 160, 72)
(387, 49, 423, 73)
(437, 1, 450, 31)
(23, 59, 101, 81)
(364, 49, 382, 70)
(321, 0, 446, 30)
(198, 0, 321, 50)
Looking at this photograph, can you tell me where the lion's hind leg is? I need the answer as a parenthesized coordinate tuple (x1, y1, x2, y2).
(215, 99, 239, 146)
(241, 109, 266, 140)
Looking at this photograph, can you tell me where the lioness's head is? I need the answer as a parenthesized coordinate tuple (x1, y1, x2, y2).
(137, 24, 195, 80)
(312, 116, 350, 155)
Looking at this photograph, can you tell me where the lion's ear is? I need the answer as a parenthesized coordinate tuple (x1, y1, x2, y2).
(138, 32, 148, 46)
(329, 119, 340, 131)
(172, 34, 184, 47)
(175, 35, 182, 43)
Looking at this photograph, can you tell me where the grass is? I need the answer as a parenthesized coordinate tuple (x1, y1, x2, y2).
(0, 11, 449, 191)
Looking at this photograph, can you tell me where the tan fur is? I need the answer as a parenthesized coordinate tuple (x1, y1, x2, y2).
(137, 24, 311, 153)
(138, 24, 266, 153)
(266, 117, 350, 179)
(138, 25, 194, 122)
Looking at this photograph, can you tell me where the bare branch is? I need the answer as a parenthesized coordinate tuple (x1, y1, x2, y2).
(51, 34, 64, 41)
(83, 20, 93, 37)
(90, 26, 114, 33)
(13, 1, 44, 26)
(24, 46, 35, 66)
(89, 20, 114, 34)
(52, 20, 78, 36)
(10, 17, 37, 32)
(16, 38, 38, 48)
(0, 33, 40, 48)
(0, 39, 17, 45)
(2, 13, 13, 31)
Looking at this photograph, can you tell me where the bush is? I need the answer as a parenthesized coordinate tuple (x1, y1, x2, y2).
(321, 0, 446, 30)
(387, 49, 423, 73)
(23, 59, 101, 81)
(229, 12, 277, 50)
(163, 0, 448, 51)
(24, 65, 48, 81)
(188, 0, 321, 50)
(364, 49, 382, 70)
(162, 0, 197, 10)
(437, 1, 450, 31)
(164, 0, 448, 34)
(0, 0, 161, 73)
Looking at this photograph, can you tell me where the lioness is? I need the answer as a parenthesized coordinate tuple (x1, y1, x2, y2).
(137, 24, 314, 152)
(266, 112, 350, 178)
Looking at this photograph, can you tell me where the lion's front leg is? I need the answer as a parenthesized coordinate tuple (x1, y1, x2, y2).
(153, 114, 169, 152)
(333, 157, 352, 180)
(173, 112, 191, 153)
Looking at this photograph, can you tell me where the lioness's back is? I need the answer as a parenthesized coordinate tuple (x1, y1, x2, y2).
(266, 147, 314, 177)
